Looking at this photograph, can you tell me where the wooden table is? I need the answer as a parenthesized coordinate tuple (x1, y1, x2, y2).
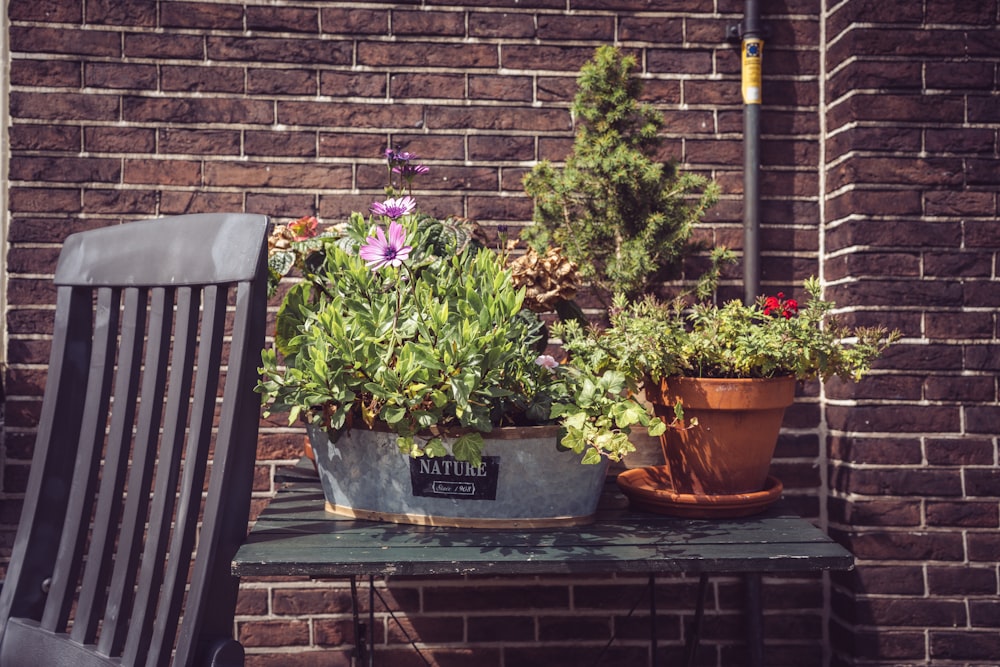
(233, 467, 853, 666)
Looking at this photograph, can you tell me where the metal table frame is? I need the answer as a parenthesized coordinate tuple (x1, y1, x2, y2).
(233, 473, 853, 666)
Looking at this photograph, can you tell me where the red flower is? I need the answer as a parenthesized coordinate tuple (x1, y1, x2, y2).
(763, 293, 798, 319)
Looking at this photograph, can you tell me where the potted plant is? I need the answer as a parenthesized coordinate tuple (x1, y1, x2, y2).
(521, 45, 732, 470)
(521, 45, 724, 308)
(557, 279, 900, 516)
(258, 150, 665, 527)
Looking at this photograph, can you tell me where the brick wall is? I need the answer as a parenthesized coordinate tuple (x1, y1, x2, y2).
(823, 1, 1000, 665)
(1, 1, 997, 666)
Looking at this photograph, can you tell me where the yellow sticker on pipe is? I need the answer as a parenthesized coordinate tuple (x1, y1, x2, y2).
(742, 38, 763, 105)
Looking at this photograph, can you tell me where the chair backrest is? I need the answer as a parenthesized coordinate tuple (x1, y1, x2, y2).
(0, 213, 270, 667)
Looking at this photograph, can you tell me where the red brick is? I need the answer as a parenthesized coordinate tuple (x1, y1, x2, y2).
(9, 59, 81, 87)
(927, 501, 999, 528)
(161, 65, 245, 93)
(10, 26, 120, 57)
(85, 126, 154, 153)
(391, 73, 465, 100)
(12, 91, 120, 122)
(968, 94, 1000, 123)
(924, 373, 996, 401)
(537, 14, 614, 41)
(160, 1, 243, 29)
(161, 190, 245, 215)
(359, 42, 498, 68)
(248, 68, 317, 95)
(829, 466, 963, 497)
(925, 438, 995, 466)
(84, 62, 157, 89)
(926, 314, 995, 342)
(393, 10, 465, 37)
(466, 196, 532, 222)
(469, 75, 533, 102)
(321, 8, 389, 35)
(927, 565, 998, 596)
(239, 620, 310, 648)
(159, 128, 241, 156)
(83, 188, 158, 213)
(245, 131, 317, 158)
(468, 135, 534, 161)
(618, 16, 683, 42)
(926, 0, 999, 24)
(536, 76, 576, 104)
(124, 32, 204, 59)
(836, 529, 965, 562)
(968, 531, 1000, 562)
(86, 0, 155, 26)
(965, 344, 1000, 371)
(964, 469, 1000, 497)
(926, 127, 997, 155)
(8, 0, 82, 22)
(386, 615, 463, 644)
(124, 159, 201, 186)
(320, 72, 386, 98)
(7, 187, 74, 214)
(469, 12, 536, 39)
(848, 565, 926, 596)
(319, 133, 388, 159)
(970, 600, 1000, 627)
(828, 497, 921, 527)
(931, 630, 1000, 661)
(11, 156, 119, 184)
(246, 6, 319, 33)
(842, 628, 927, 661)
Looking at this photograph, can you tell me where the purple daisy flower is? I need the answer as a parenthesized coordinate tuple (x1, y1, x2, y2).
(393, 163, 429, 178)
(359, 221, 412, 271)
(370, 196, 416, 220)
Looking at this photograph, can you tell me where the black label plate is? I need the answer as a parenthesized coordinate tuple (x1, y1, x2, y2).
(409, 456, 500, 500)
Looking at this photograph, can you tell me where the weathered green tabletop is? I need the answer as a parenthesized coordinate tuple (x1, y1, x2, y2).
(233, 470, 852, 666)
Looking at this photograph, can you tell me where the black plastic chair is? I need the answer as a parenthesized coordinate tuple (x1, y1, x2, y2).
(0, 213, 270, 667)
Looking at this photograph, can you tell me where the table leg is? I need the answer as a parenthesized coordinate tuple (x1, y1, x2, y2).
(648, 574, 657, 665)
(744, 573, 764, 667)
(683, 574, 709, 667)
(350, 576, 368, 665)
(368, 575, 376, 667)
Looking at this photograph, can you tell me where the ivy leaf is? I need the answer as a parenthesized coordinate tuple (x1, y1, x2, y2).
(452, 433, 484, 466)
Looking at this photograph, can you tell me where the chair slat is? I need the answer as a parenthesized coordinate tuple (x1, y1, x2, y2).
(73, 287, 149, 645)
(121, 286, 201, 665)
(0, 288, 93, 626)
(41, 287, 121, 634)
(145, 284, 229, 667)
(97, 287, 174, 657)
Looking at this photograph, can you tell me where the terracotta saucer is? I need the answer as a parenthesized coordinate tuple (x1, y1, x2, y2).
(616, 466, 783, 519)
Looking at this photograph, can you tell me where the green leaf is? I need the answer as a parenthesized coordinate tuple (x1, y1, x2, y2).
(424, 438, 448, 458)
(452, 433, 484, 466)
(382, 404, 406, 424)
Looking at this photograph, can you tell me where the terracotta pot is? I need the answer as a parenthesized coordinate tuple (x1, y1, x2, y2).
(648, 376, 796, 496)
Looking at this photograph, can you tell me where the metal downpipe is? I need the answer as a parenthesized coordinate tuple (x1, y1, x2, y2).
(740, 0, 764, 305)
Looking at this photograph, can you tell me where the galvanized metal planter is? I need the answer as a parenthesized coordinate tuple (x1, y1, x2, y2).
(307, 424, 609, 528)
